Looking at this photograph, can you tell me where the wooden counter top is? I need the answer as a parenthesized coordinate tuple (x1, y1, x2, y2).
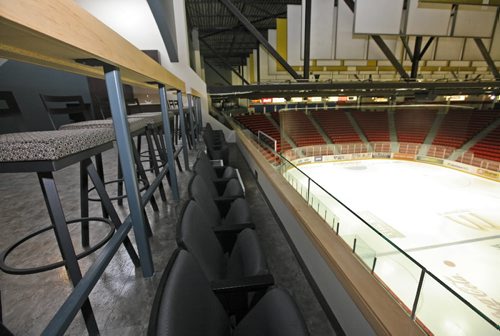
(0, 0, 185, 91)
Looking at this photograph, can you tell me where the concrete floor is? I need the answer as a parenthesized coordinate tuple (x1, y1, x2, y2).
(0, 140, 336, 335)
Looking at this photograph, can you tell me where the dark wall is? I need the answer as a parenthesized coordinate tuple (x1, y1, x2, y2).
(0, 60, 91, 133)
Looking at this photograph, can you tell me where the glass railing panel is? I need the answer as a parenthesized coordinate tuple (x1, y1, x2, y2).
(276, 147, 499, 334)
(370, 241, 423, 315)
(352, 236, 376, 269)
(415, 274, 499, 336)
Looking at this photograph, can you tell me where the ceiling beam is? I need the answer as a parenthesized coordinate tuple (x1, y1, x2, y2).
(474, 38, 500, 81)
(204, 60, 232, 85)
(400, 36, 414, 60)
(420, 37, 435, 59)
(208, 80, 499, 95)
(219, 0, 302, 80)
(372, 36, 411, 80)
(200, 38, 250, 84)
(200, 11, 286, 38)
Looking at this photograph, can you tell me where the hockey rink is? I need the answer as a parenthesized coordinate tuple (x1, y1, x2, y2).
(286, 159, 500, 335)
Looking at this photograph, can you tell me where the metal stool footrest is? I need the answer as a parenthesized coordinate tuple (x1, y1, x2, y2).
(87, 178, 148, 202)
(0, 217, 114, 275)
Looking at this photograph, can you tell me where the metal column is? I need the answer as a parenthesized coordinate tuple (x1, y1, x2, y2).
(158, 84, 180, 200)
(410, 36, 422, 80)
(187, 93, 197, 149)
(303, 0, 312, 80)
(104, 65, 153, 277)
(177, 90, 190, 170)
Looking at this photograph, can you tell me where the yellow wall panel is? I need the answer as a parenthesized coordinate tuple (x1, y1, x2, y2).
(249, 53, 255, 83)
(276, 18, 287, 71)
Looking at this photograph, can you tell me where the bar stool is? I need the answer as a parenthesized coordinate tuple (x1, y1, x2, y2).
(0, 128, 140, 335)
(40, 94, 93, 129)
(128, 112, 183, 179)
(59, 118, 160, 236)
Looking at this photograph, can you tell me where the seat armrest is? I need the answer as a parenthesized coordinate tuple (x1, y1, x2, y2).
(213, 223, 255, 233)
(210, 159, 224, 167)
(213, 223, 255, 252)
(214, 196, 243, 216)
(213, 179, 230, 194)
(214, 195, 243, 203)
(211, 274, 275, 294)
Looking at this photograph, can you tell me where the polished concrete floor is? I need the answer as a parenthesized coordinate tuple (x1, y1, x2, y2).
(0, 139, 336, 335)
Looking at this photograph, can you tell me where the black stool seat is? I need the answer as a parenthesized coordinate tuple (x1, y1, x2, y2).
(128, 112, 163, 125)
(0, 129, 114, 163)
(59, 118, 149, 134)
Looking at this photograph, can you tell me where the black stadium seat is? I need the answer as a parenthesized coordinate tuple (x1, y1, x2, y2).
(197, 150, 237, 179)
(188, 175, 252, 227)
(176, 200, 270, 283)
(147, 249, 309, 336)
(204, 123, 229, 163)
(193, 155, 243, 198)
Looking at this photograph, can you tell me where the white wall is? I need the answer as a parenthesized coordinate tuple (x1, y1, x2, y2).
(74, 0, 209, 117)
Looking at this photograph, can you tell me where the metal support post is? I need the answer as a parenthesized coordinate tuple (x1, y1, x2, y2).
(192, 96, 199, 140)
(474, 38, 500, 81)
(411, 269, 426, 320)
(197, 97, 203, 131)
(177, 90, 190, 170)
(187, 93, 197, 149)
(103, 65, 153, 277)
(158, 84, 180, 200)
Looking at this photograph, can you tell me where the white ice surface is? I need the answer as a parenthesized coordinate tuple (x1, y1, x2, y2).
(288, 160, 500, 335)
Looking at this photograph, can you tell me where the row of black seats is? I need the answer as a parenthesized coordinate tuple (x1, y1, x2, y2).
(203, 122, 229, 163)
(148, 129, 310, 335)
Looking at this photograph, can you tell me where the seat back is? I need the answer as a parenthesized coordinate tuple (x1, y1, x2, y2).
(148, 249, 230, 336)
(222, 178, 244, 198)
(226, 228, 268, 279)
(194, 154, 243, 198)
(188, 175, 221, 224)
(176, 200, 225, 282)
(198, 150, 236, 179)
(40, 94, 91, 129)
(0, 323, 13, 336)
(125, 98, 142, 115)
(0, 91, 24, 133)
(0, 91, 21, 118)
(233, 288, 310, 336)
(193, 154, 217, 181)
(223, 198, 252, 225)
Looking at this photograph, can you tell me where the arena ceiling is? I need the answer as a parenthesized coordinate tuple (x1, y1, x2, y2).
(185, 0, 300, 67)
(184, 0, 500, 98)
